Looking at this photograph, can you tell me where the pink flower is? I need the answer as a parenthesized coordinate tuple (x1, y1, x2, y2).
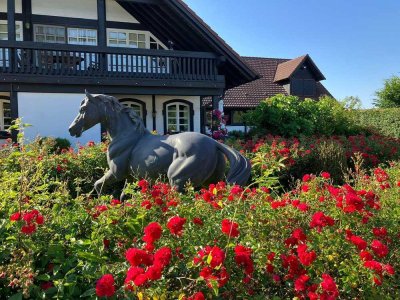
(321, 172, 331, 179)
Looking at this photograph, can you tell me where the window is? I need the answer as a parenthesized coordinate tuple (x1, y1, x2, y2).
(0, 99, 11, 131)
(68, 28, 97, 46)
(230, 110, 246, 125)
(164, 101, 193, 134)
(120, 99, 147, 127)
(34, 25, 66, 43)
(107, 29, 167, 50)
(108, 30, 146, 48)
(0, 21, 23, 41)
(34, 25, 98, 46)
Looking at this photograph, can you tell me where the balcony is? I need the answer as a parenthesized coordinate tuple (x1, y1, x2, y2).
(0, 41, 225, 90)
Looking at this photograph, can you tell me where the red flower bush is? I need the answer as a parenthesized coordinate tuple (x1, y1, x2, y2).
(96, 274, 115, 298)
(234, 245, 254, 283)
(221, 219, 240, 238)
(309, 212, 335, 232)
(167, 216, 186, 236)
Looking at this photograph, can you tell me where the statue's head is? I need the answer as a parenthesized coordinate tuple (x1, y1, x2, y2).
(69, 91, 102, 138)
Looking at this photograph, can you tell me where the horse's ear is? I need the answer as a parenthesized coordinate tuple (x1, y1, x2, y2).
(85, 90, 96, 102)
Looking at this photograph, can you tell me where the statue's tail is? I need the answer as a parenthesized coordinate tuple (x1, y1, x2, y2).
(216, 142, 251, 186)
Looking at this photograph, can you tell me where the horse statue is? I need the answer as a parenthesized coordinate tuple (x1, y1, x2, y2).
(69, 92, 251, 196)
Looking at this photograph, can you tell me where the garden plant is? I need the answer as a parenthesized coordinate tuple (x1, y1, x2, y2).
(0, 125, 399, 299)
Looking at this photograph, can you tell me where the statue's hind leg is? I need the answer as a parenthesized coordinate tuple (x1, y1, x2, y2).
(204, 151, 226, 185)
(167, 154, 217, 192)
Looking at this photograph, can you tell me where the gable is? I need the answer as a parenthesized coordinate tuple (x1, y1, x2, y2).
(32, 0, 98, 19)
(116, 0, 258, 89)
(106, 0, 139, 23)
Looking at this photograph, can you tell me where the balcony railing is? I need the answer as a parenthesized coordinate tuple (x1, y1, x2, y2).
(0, 41, 222, 84)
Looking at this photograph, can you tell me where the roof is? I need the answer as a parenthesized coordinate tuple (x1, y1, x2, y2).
(274, 54, 326, 82)
(205, 56, 332, 108)
(117, 0, 258, 89)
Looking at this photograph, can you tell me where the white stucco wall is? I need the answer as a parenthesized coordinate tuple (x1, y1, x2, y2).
(1, 0, 139, 23)
(106, 0, 139, 23)
(0, 0, 22, 13)
(32, 0, 98, 19)
(18, 93, 101, 146)
(155, 96, 201, 134)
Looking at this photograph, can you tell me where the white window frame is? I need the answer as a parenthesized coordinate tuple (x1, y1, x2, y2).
(34, 24, 66, 44)
(166, 102, 190, 133)
(106, 28, 167, 50)
(121, 101, 143, 118)
(0, 20, 23, 41)
(67, 28, 98, 46)
(0, 99, 11, 131)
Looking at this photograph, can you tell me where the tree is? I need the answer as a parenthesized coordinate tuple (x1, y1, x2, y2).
(374, 75, 400, 108)
(341, 96, 362, 110)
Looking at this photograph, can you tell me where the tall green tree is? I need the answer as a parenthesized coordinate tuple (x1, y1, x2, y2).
(374, 75, 400, 108)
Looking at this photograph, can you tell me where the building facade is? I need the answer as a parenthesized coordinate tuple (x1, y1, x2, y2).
(0, 0, 257, 144)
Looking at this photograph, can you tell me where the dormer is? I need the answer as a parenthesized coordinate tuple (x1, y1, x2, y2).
(274, 54, 325, 98)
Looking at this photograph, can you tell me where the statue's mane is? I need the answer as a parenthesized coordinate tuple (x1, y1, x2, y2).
(96, 94, 147, 134)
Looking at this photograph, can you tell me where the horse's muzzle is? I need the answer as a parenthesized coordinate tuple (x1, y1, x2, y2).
(69, 118, 84, 137)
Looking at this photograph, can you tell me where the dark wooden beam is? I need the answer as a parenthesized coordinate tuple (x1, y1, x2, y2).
(97, 0, 106, 47)
(118, 0, 161, 4)
(152, 95, 156, 131)
(9, 84, 18, 142)
(7, 0, 16, 41)
(22, 0, 33, 41)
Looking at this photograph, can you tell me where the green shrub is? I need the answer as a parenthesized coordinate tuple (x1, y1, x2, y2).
(243, 94, 361, 137)
(354, 108, 400, 138)
(292, 140, 348, 183)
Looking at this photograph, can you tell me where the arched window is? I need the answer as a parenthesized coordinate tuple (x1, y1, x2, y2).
(119, 98, 147, 127)
(0, 97, 11, 131)
(163, 100, 194, 134)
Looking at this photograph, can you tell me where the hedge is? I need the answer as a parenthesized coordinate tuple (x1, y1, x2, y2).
(354, 108, 400, 138)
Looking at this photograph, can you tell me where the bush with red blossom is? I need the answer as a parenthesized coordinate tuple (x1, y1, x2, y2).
(1, 136, 399, 299)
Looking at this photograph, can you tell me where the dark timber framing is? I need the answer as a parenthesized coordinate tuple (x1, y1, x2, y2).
(152, 95, 156, 131)
(9, 84, 18, 141)
(22, 0, 33, 41)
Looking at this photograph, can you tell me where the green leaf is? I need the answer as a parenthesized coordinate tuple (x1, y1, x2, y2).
(77, 251, 104, 263)
(80, 288, 96, 298)
(8, 292, 23, 300)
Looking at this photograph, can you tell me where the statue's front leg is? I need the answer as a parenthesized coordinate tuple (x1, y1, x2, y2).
(94, 170, 120, 197)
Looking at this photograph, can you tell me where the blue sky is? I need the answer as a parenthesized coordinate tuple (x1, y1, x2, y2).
(184, 0, 400, 108)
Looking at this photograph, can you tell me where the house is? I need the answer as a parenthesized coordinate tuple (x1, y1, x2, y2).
(220, 55, 332, 132)
(0, 0, 258, 144)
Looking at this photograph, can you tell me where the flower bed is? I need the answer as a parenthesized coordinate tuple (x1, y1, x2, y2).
(0, 139, 399, 299)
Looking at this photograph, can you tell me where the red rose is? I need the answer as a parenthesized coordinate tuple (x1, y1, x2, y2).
(371, 240, 389, 258)
(10, 212, 21, 221)
(192, 217, 204, 226)
(21, 223, 36, 235)
(320, 273, 339, 299)
(40, 281, 53, 290)
(321, 172, 331, 179)
(124, 267, 144, 290)
(167, 216, 186, 236)
(188, 292, 205, 300)
(297, 244, 316, 266)
(349, 235, 367, 251)
(221, 219, 240, 238)
(153, 247, 172, 269)
(302, 174, 311, 182)
(310, 212, 335, 232)
(96, 274, 115, 298)
(143, 222, 162, 246)
(125, 248, 153, 266)
(294, 274, 309, 292)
